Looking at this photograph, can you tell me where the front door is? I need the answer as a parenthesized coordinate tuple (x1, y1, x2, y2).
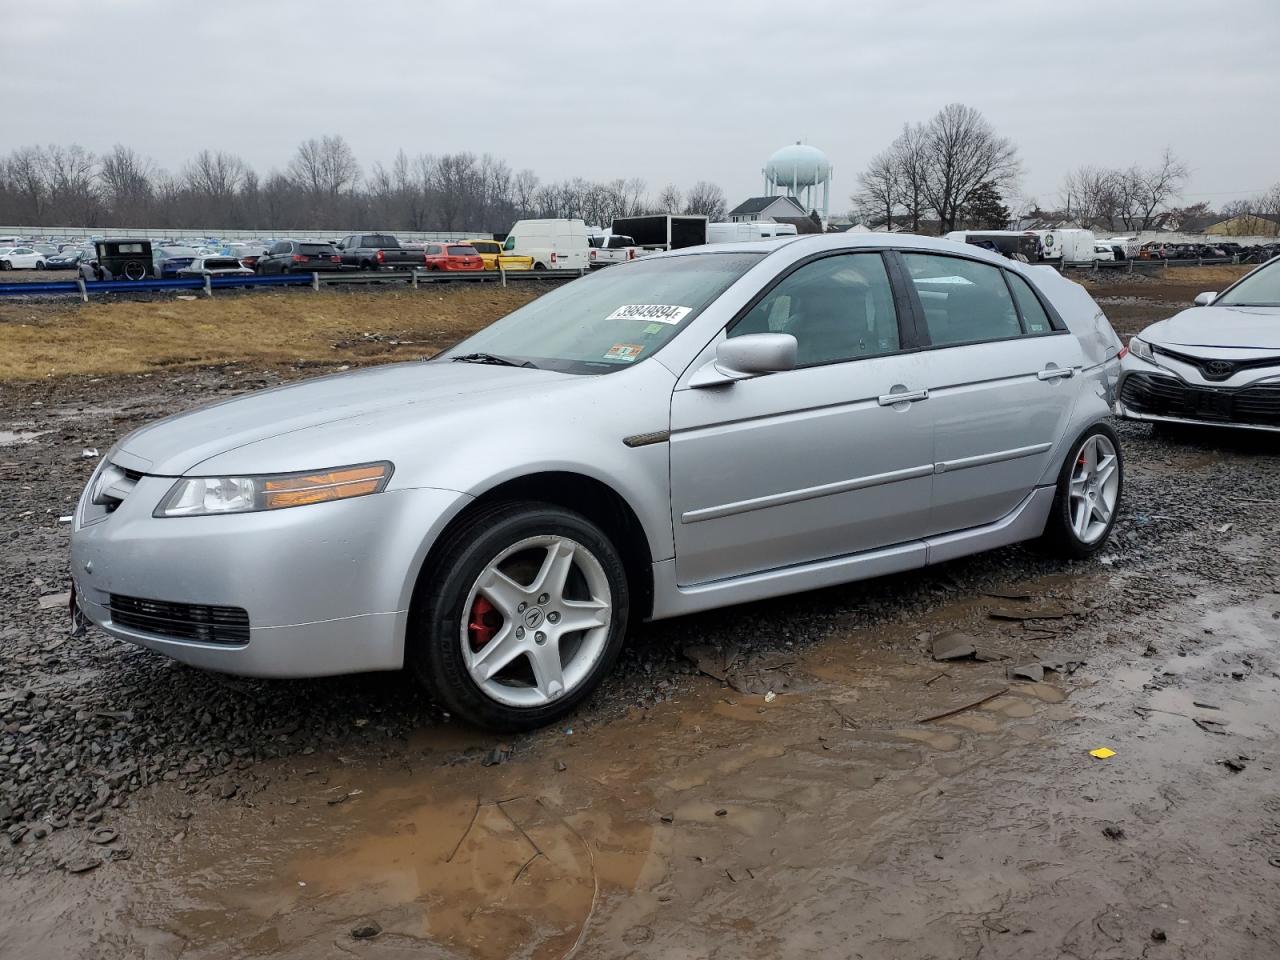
(896, 252, 1084, 532)
(670, 251, 936, 586)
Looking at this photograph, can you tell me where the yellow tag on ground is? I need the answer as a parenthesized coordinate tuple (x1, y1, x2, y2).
(1089, 747, 1116, 759)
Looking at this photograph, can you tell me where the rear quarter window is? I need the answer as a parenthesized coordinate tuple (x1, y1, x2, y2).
(1006, 272, 1054, 334)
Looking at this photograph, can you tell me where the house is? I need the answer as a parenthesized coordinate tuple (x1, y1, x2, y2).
(726, 195, 809, 223)
(1202, 213, 1280, 237)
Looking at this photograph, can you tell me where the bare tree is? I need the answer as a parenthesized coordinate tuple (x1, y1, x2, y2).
(1060, 149, 1188, 231)
(852, 148, 900, 229)
(918, 103, 1021, 234)
(683, 180, 727, 220)
(5, 147, 49, 222)
(99, 145, 155, 222)
(288, 135, 361, 199)
(655, 184, 683, 213)
(892, 123, 930, 232)
(42, 144, 100, 223)
(1127, 148, 1189, 230)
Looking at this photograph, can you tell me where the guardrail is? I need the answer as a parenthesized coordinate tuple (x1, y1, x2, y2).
(0, 267, 584, 301)
(1055, 256, 1246, 273)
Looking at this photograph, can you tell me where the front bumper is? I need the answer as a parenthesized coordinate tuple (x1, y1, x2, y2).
(1116, 360, 1280, 432)
(70, 472, 468, 677)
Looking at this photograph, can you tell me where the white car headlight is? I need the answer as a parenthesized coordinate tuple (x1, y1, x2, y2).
(1129, 336, 1155, 362)
(155, 462, 392, 517)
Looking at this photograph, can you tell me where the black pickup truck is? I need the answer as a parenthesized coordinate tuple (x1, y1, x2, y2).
(335, 233, 423, 271)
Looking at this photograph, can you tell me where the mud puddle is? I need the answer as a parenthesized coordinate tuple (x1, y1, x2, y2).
(0, 429, 46, 446)
(5, 576, 1280, 958)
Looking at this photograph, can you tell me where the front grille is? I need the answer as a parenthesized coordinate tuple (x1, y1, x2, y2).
(1122, 372, 1280, 427)
(110, 594, 250, 645)
(1154, 346, 1280, 382)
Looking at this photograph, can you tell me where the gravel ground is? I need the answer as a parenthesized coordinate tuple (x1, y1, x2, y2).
(2, 361, 1278, 868)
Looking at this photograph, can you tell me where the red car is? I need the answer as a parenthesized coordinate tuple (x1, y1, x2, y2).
(423, 243, 484, 272)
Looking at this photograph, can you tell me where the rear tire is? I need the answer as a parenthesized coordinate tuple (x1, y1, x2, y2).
(35, 261, 45, 270)
(409, 501, 629, 732)
(533, 261, 547, 271)
(1039, 422, 1123, 559)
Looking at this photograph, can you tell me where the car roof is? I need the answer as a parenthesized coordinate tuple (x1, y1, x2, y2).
(655, 231, 1015, 268)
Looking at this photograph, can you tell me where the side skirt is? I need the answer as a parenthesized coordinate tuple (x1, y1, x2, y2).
(648, 486, 1056, 620)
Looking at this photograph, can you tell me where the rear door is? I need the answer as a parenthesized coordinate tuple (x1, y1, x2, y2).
(895, 251, 1082, 533)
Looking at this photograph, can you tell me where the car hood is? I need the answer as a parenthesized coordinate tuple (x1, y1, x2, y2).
(111, 361, 577, 476)
(1145, 305, 1280, 350)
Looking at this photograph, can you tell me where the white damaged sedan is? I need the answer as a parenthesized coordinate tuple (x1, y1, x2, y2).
(1118, 257, 1280, 431)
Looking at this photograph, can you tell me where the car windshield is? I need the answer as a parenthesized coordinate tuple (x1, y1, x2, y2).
(448, 245, 477, 256)
(442, 252, 764, 374)
(1217, 260, 1280, 307)
(299, 243, 335, 255)
(205, 259, 240, 269)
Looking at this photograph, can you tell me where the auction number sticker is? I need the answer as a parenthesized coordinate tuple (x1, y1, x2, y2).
(606, 304, 692, 324)
(603, 343, 645, 363)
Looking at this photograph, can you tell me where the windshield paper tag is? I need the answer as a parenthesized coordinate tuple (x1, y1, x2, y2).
(606, 304, 692, 324)
(604, 343, 644, 363)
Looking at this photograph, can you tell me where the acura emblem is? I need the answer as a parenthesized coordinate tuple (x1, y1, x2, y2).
(1204, 360, 1234, 378)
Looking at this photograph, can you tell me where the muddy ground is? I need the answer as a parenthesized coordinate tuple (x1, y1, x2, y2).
(1, 273, 1278, 959)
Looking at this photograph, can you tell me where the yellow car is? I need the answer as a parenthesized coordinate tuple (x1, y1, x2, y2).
(466, 239, 533, 271)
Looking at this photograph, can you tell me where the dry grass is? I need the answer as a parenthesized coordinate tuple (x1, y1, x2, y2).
(0, 286, 540, 381)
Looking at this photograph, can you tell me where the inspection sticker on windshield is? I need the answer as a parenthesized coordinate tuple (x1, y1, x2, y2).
(603, 343, 645, 363)
(606, 304, 692, 324)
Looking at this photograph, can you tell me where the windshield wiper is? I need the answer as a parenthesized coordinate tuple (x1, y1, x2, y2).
(450, 352, 536, 368)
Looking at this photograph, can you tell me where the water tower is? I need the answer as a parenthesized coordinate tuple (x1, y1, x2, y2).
(764, 142, 832, 224)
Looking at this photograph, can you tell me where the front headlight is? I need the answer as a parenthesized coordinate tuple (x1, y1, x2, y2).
(1129, 336, 1155, 362)
(155, 462, 392, 517)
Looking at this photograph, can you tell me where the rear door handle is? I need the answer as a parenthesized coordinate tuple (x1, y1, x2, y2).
(878, 388, 930, 406)
(1037, 366, 1075, 381)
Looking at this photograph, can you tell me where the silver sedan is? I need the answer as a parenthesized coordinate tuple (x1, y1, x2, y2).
(1117, 256, 1280, 432)
(70, 234, 1125, 730)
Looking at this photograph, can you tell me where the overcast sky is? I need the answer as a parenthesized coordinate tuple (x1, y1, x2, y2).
(6, 0, 1278, 212)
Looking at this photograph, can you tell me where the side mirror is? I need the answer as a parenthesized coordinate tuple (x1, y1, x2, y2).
(1194, 291, 1217, 306)
(689, 333, 797, 388)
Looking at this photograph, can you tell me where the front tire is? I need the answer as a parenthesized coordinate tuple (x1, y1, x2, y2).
(409, 501, 629, 731)
(1039, 423, 1123, 559)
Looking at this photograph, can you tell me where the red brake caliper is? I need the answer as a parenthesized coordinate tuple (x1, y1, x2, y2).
(468, 595, 502, 650)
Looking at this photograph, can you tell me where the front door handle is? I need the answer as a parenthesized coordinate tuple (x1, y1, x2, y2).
(877, 388, 930, 406)
(1037, 366, 1075, 381)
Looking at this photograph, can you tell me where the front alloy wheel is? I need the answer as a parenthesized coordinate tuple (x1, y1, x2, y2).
(410, 502, 629, 731)
(462, 534, 612, 708)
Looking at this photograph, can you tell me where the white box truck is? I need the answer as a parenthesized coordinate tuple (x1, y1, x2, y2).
(1035, 229, 1098, 263)
(706, 222, 799, 243)
(502, 219, 590, 271)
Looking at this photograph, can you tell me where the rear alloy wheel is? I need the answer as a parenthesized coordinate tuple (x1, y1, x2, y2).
(410, 502, 628, 731)
(1040, 423, 1123, 559)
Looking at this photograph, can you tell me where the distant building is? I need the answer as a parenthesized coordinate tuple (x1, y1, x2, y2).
(1203, 213, 1280, 237)
(727, 195, 808, 223)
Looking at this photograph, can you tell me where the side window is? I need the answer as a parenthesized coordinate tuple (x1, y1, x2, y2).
(901, 253, 1021, 346)
(426, 245, 441, 255)
(728, 253, 900, 366)
(1007, 272, 1053, 334)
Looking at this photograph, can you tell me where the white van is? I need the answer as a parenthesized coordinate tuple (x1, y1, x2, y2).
(502, 219, 590, 271)
(706, 222, 799, 244)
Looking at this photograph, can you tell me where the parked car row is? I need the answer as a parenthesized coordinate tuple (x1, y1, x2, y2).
(1139, 240, 1280, 262)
